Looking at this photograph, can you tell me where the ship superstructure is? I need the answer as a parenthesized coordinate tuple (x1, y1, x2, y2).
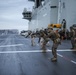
(22, 0, 76, 31)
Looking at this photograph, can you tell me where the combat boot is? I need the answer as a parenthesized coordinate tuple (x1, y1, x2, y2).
(42, 50, 46, 53)
(41, 46, 46, 53)
(51, 57, 57, 62)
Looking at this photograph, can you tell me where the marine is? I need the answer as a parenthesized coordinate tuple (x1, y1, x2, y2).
(48, 28, 61, 62)
(70, 26, 76, 49)
(39, 30, 49, 52)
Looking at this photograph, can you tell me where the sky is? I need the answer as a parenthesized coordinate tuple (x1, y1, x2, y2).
(0, 0, 34, 32)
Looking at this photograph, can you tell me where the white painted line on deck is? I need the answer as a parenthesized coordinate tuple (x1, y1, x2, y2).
(48, 49, 76, 65)
(0, 49, 76, 65)
(0, 50, 51, 54)
(0, 44, 23, 48)
(47, 49, 76, 52)
(71, 60, 76, 64)
(0, 49, 75, 54)
(57, 49, 76, 51)
(0, 49, 76, 54)
(57, 53, 76, 65)
(0, 50, 42, 54)
(57, 53, 63, 57)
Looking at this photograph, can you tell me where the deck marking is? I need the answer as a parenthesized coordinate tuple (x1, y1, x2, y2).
(47, 49, 76, 52)
(71, 60, 76, 64)
(57, 49, 76, 51)
(0, 44, 23, 48)
(57, 53, 63, 57)
(0, 49, 76, 64)
(0, 50, 42, 54)
(57, 53, 76, 65)
(0, 49, 76, 54)
(0, 49, 76, 53)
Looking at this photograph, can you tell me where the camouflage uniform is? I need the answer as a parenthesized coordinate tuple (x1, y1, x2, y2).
(48, 29, 61, 61)
(73, 27, 76, 49)
(39, 30, 49, 52)
(31, 33, 35, 46)
(70, 28, 75, 49)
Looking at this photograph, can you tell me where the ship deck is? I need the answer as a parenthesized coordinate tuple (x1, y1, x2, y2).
(0, 35, 76, 75)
